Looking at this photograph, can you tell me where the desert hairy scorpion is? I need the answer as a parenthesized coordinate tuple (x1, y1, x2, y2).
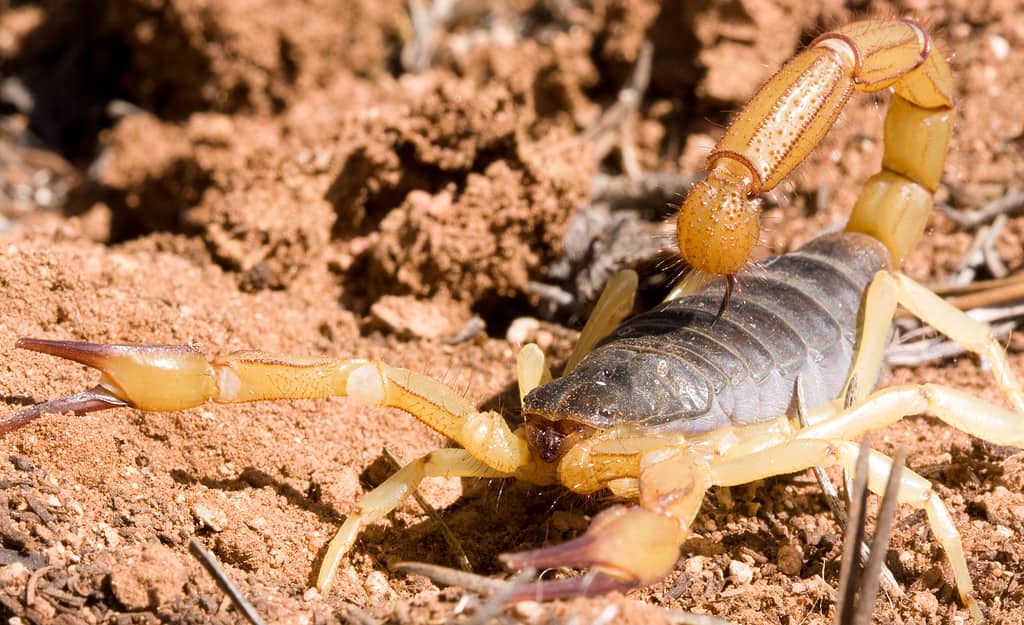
(3, 18, 1021, 622)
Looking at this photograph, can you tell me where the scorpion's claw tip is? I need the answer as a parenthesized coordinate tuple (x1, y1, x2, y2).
(16, 337, 207, 365)
(0, 386, 129, 434)
(10, 337, 217, 420)
(17, 338, 140, 369)
(502, 572, 637, 602)
(499, 505, 683, 600)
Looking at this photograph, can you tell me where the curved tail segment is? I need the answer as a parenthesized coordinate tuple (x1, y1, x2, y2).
(676, 19, 953, 289)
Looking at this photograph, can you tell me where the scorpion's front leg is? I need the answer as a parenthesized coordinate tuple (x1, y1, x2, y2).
(1, 338, 555, 591)
(4, 338, 535, 471)
(501, 434, 711, 600)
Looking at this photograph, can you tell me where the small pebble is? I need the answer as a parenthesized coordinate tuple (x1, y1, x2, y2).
(9, 455, 34, 472)
(728, 559, 753, 585)
(988, 34, 1010, 60)
(913, 591, 939, 615)
(363, 570, 395, 602)
(506, 317, 540, 345)
(684, 555, 706, 576)
(192, 504, 229, 532)
(303, 586, 321, 601)
(513, 600, 545, 623)
(0, 562, 29, 587)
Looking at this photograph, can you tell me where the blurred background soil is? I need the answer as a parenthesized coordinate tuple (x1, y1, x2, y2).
(2, 1, 1024, 624)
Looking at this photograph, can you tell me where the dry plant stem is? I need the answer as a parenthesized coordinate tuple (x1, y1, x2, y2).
(590, 171, 697, 205)
(835, 437, 873, 625)
(381, 447, 472, 571)
(939, 188, 1024, 229)
(463, 569, 541, 625)
(851, 450, 907, 625)
(983, 214, 1009, 278)
(445, 315, 487, 346)
(886, 320, 1017, 367)
(396, 563, 543, 625)
(937, 275, 1024, 310)
(949, 214, 1010, 285)
(580, 41, 653, 166)
(402, 0, 456, 72)
(795, 378, 901, 598)
(188, 539, 267, 625)
(394, 561, 509, 594)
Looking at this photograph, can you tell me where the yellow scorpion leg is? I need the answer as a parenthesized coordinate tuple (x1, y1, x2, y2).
(840, 270, 1024, 413)
(5, 339, 538, 474)
(0, 338, 562, 591)
(710, 439, 983, 620)
(676, 19, 953, 283)
(319, 448, 509, 592)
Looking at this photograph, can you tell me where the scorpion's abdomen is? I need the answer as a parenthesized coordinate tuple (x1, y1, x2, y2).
(522, 232, 890, 435)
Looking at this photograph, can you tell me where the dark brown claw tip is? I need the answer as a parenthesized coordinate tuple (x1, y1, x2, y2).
(500, 534, 601, 572)
(16, 338, 120, 367)
(501, 571, 637, 602)
(15, 338, 200, 368)
(499, 528, 638, 600)
(711, 273, 737, 326)
(0, 386, 129, 434)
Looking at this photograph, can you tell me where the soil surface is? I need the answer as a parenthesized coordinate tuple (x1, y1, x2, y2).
(2, 1, 1024, 624)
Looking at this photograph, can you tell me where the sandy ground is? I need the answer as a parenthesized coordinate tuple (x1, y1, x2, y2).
(2, 1, 1024, 624)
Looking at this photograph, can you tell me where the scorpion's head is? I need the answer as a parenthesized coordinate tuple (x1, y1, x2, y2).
(522, 346, 706, 463)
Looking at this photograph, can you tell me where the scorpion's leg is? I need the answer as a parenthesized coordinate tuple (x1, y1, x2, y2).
(319, 448, 509, 592)
(501, 434, 710, 600)
(562, 269, 637, 375)
(710, 438, 983, 620)
(518, 269, 636, 399)
(838, 270, 1024, 414)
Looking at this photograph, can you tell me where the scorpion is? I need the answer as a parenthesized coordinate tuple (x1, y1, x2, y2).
(2, 18, 1023, 621)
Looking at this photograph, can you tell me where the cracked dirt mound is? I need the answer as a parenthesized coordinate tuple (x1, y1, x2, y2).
(2, 1, 1024, 624)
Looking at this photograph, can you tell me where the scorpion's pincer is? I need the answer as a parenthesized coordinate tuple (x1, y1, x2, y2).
(1, 339, 217, 434)
(499, 504, 684, 600)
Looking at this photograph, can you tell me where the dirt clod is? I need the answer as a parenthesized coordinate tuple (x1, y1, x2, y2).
(108, 544, 188, 611)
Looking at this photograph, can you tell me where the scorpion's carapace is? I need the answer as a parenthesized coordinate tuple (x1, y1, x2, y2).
(676, 19, 953, 289)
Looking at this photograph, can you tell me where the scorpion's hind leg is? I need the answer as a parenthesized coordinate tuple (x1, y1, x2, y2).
(841, 270, 1024, 414)
(709, 439, 984, 621)
(501, 441, 711, 601)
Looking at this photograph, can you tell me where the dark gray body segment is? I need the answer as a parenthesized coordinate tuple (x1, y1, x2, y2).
(522, 232, 891, 435)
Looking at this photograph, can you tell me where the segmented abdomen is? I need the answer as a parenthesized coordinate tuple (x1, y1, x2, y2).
(521, 232, 891, 435)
